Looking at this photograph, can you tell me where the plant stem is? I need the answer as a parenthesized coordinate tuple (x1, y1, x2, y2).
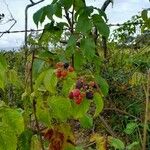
(30, 49, 45, 150)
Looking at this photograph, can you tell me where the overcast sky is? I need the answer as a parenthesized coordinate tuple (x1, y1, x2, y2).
(0, 0, 149, 48)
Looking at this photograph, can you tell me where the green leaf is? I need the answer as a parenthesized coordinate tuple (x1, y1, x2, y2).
(36, 98, 51, 126)
(62, 77, 75, 97)
(74, 0, 85, 11)
(108, 137, 125, 150)
(33, 7, 46, 27)
(76, 13, 92, 34)
(45, 4, 54, 20)
(66, 35, 77, 57)
(33, 59, 45, 79)
(72, 100, 90, 119)
(48, 96, 72, 122)
(126, 141, 139, 150)
(0, 107, 24, 135)
(60, 0, 73, 10)
(92, 14, 110, 38)
(0, 54, 7, 70)
(95, 76, 109, 96)
(93, 93, 104, 117)
(31, 135, 41, 150)
(124, 122, 138, 135)
(79, 114, 93, 129)
(53, 2, 62, 18)
(8, 69, 21, 87)
(141, 10, 148, 21)
(17, 129, 33, 150)
(74, 50, 85, 71)
(0, 123, 17, 150)
(80, 37, 95, 60)
(43, 69, 58, 94)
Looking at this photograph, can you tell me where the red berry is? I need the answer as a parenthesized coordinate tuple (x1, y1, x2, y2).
(55, 69, 62, 78)
(68, 66, 74, 72)
(72, 89, 80, 97)
(75, 95, 82, 104)
(61, 70, 68, 78)
(68, 92, 73, 99)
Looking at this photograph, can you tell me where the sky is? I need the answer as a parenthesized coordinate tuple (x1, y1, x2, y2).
(0, 0, 149, 49)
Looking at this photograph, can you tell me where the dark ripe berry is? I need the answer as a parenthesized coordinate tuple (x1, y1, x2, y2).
(68, 66, 74, 72)
(76, 80, 83, 89)
(64, 63, 69, 69)
(69, 92, 73, 99)
(86, 91, 94, 99)
(72, 89, 80, 97)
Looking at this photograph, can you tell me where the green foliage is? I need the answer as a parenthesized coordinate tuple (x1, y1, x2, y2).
(0, 123, 17, 150)
(108, 137, 125, 150)
(124, 122, 138, 135)
(93, 92, 104, 117)
(79, 114, 93, 129)
(43, 69, 58, 94)
(48, 96, 72, 122)
(17, 129, 33, 150)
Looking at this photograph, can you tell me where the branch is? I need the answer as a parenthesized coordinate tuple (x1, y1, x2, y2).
(101, 0, 113, 11)
(0, 0, 17, 38)
(24, 0, 45, 63)
(101, 0, 112, 59)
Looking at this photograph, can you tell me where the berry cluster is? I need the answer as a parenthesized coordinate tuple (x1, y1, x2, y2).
(55, 62, 74, 78)
(69, 78, 98, 105)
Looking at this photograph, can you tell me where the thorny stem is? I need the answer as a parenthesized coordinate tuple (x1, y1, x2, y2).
(142, 70, 150, 150)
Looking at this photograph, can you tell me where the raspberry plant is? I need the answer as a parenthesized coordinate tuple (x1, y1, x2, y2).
(0, 0, 111, 149)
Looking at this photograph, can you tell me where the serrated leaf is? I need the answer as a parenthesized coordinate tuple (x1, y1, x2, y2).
(74, 50, 85, 71)
(72, 100, 90, 119)
(76, 14, 92, 34)
(48, 96, 72, 122)
(93, 93, 104, 117)
(126, 141, 139, 150)
(36, 98, 51, 126)
(66, 35, 77, 57)
(0, 107, 24, 135)
(33, 7, 46, 27)
(79, 114, 93, 129)
(141, 10, 148, 21)
(80, 38, 95, 60)
(108, 137, 125, 150)
(53, 2, 62, 18)
(95, 76, 109, 96)
(43, 69, 57, 93)
(92, 14, 110, 38)
(45, 4, 54, 20)
(17, 129, 33, 150)
(124, 122, 138, 135)
(0, 123, 17, 150)
(60, 0, 73, 10)
(62, 77, 75, 97)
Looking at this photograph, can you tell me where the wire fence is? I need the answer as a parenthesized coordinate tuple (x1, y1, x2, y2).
(0, 22, 144, 35)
